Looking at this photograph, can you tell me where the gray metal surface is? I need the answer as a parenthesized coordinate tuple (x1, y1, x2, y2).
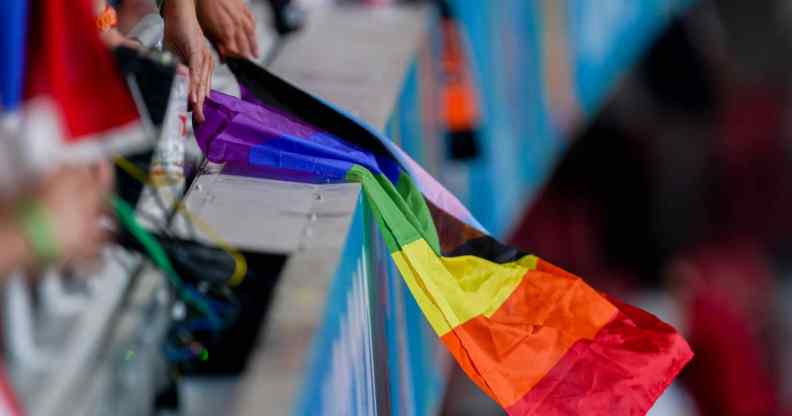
(178, 175, 360, 253)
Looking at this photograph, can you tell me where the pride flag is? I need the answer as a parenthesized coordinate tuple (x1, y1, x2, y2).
(196, 59, 693, 415)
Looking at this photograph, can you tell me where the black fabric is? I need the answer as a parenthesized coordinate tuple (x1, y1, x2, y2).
(445, 235, 527, 264)
(226, 58, 392, 157)
(113, 46, 177, 128)
(179, 251, 288, 375)
(116, 227, 238, 285)
(425, 199, 529, 264)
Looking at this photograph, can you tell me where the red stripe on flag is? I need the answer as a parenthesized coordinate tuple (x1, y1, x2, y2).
(505, 299, 692, 416)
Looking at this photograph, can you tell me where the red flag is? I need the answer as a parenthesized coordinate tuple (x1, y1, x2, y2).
(21, 0, 145, 168)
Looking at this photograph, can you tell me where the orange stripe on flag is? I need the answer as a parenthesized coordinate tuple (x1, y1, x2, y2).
(505, 300, 692, 415)
(442, 267, 617, 408)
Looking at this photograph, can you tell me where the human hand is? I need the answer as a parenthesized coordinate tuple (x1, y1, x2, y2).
(163, 0, 214, 123)
(35, 165, 110, 263)
(196, 0, 259, 60)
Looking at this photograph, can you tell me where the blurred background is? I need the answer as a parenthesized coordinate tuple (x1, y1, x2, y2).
(442, 0, 792, 415)
(4, 0, 792, 415)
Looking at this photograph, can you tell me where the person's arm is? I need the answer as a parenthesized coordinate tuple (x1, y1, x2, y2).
(162, 0, 214, 122)
(196, 0, 259, 60)
(0, 166, 110, 279)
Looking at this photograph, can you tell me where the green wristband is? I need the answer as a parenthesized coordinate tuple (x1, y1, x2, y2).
(16, 199, 60, 264)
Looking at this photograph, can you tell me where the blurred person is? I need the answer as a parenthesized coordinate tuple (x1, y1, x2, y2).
(95, 0, 145, 50)
(95, 0, 211, 121)
(113, 0, 159, 34)
(0, 164, 112, 277)
(509, 116, 658, 294)
(160, 0, 214, 122)
(509, 11, 792, 415)
(671, 240, 781, 416)
(265, 0, 305, 35)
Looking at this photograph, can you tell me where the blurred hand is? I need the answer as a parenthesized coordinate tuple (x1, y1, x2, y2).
(100, 27, 144, 50)
(163, 0, 214, 123)
(36, 166, 110, 262)
(196, 0, 259, 60)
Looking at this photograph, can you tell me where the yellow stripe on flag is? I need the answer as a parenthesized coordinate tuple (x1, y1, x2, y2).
(392, 249, 452, 335)
(391, 239, 538, 336)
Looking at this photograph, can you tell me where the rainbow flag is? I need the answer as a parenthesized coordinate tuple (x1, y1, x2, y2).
(196, 59, 693, 415)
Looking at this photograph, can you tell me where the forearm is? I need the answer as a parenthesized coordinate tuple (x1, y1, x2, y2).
(160, 0, 199, 34)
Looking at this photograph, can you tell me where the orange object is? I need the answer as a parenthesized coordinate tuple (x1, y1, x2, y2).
(441, 259, 618, 407)
(95, 4, 118, 31)
(441, 19, 480, 133)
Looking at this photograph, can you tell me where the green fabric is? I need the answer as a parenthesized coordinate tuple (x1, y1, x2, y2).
(347, 165, 415, 252)
(394, 171, 440, 253)
(346, 165, 440, 254)
(16, 199, 59, 263)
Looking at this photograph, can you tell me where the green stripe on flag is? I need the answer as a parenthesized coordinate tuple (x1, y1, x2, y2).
(346, 165, 440, 254)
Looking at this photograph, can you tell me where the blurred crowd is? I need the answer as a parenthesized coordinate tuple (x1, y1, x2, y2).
(0, 0, 259, 282)
(510, 2, 792, 415)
